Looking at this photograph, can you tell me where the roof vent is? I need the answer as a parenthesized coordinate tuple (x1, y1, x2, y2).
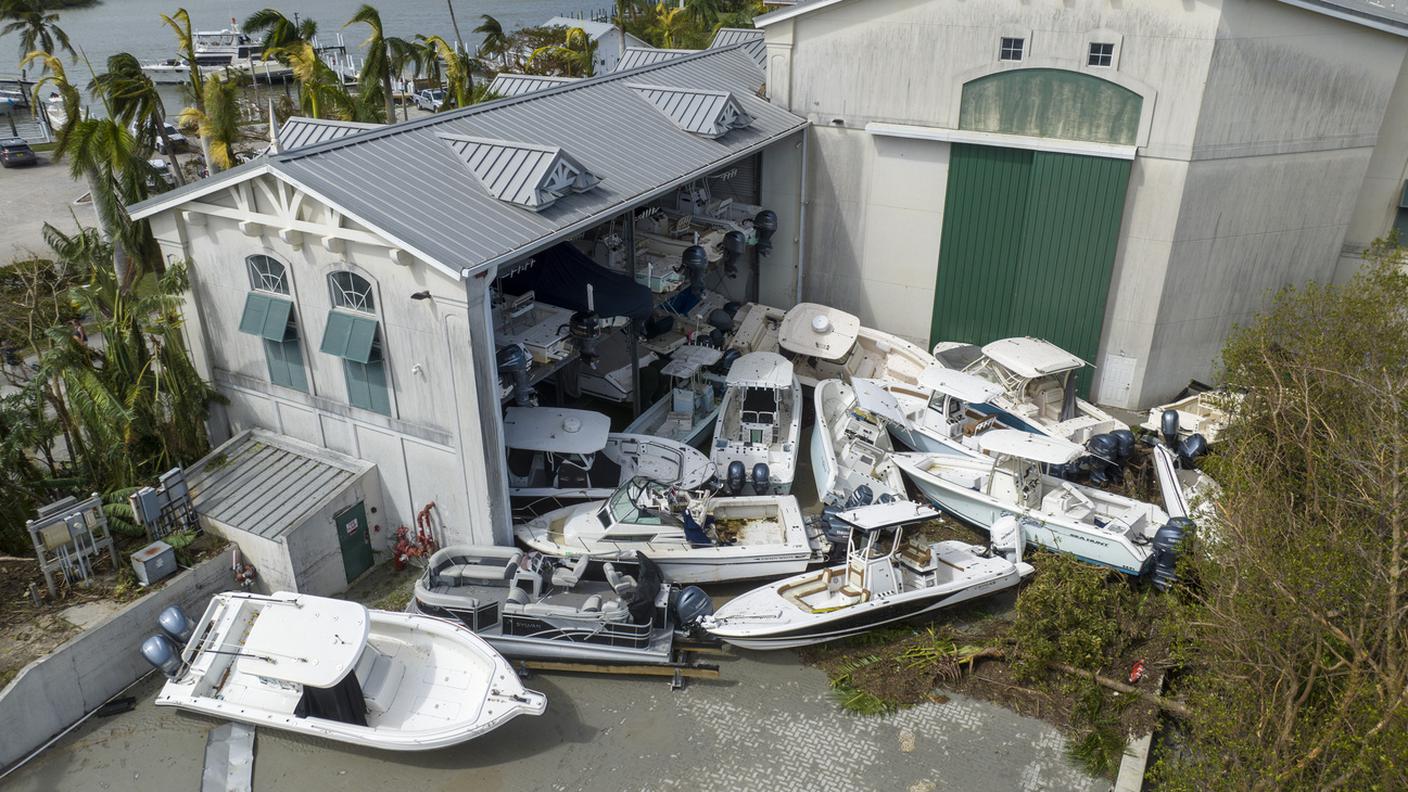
(628, 83, 753, 138)
(439, 134, 601, 211)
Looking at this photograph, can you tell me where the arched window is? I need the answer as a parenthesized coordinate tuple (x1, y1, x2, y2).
(246, 255, 289, 294)
(329, 271, 375, 313)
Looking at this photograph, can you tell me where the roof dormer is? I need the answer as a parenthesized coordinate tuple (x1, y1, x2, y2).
(628, 84, 754, 139)
(439, 134, 601, 211)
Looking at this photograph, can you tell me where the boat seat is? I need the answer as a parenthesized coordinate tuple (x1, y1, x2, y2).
(551, 555, 590, 589)
(580, 594, 603, 613)
(353, 646, 405, 716)
(505, 587, 530, 605)
(444, 554, 522, 585)
(603, 563, 637, 597)
(936, 468, 983, 491)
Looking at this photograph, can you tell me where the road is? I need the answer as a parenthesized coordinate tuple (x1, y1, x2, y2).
(0, 153, 88, 261)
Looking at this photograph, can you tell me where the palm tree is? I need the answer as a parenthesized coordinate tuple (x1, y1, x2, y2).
(178, 76, 241, 173)
(242, 7, 318, 52)
(160, 8, 204, 114)
(345, 4, 397, 123)
(421, 34, 475, 110)
(653, 3, 689, 49)
(262, 40, 360, 120)
(1, 0, 75, 66)
(529, 27, 596, 79)
(474, 14, 508, 70)
(386, 36, 420, 120)
(90, 52, 186, 186)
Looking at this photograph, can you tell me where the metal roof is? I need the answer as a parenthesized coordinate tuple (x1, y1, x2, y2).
(628, 83, 753, 137)
(188, 429, 369, 540)
(130, 48, 806, 279)
(276, 117, 382, 152)
(440, 134, 601, 211)
(488, 73, 580, 98)
(542, 16, 621, 41)
(616, 47, 696, 71)
(710, 28, 766, 67)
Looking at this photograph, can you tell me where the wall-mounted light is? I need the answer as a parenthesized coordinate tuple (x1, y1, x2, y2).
(410, 290, 432, 301)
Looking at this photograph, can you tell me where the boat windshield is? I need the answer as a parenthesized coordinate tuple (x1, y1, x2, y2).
(602, 483, 682, 529)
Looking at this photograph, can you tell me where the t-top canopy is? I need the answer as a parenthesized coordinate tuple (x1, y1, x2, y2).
(504, 407, 611, 453)
(850, 378, 911, 428)
(978, 429, 1085, 464)
(777, 303, 861, 361)
(234, 594, 369, 688)
(660, 344, 723, 379)
(981, 337, 1085, 379)
(727, 351, 794, 389)
(916, 365, 1004, 404)
(834, 500, 939, 532)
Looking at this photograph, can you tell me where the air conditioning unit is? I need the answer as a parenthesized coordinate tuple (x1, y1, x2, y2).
(131, 540, 177, 586)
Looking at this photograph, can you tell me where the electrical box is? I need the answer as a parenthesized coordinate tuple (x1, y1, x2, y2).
(130, 540, 177, 586)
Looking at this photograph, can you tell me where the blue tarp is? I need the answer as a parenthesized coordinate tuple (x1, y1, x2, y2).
(499, 242, 653, 321)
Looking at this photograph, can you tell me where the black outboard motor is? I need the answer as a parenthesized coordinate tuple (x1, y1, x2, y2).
(726, 460, 746, 495)
(141, 633, 182, 679)
(1087, 432, 1119, 463)
(1160, 408, 1181, 448)
(751, 462, 770, 495)
(722, 230, 747, 278)
(715, 348, 742, 375)
(1111, 429, 1136, 463)
(1178, 433, 1209, 467)
(158, 605, 194, 645)
(682, 245, 709, 294)
(496, 344, 535, 406)
(707, 308, 735, 336)
(1085, 432, 1122, 485)
(672, 585, 714, 627)
(754, 209, 778, 256)
(568, 309, 602, 369)
(1151, 517, 1195, 591)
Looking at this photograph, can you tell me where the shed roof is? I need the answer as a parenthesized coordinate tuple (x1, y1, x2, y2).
(616, 46, 696, 71)
(188, 429, 370, 540)
(276, 117, 382, 152)
(130, 48, 805, 280)
(710, 28, 766, 67)
(488, 72, 581, 98)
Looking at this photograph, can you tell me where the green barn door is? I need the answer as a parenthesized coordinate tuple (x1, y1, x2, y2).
(334, 501, 373, 583)
(930, 143, 1131, 394)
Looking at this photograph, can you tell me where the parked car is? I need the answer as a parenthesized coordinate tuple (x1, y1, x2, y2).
(146, 158, 176, 189)
(132, 122, 187, 153)
(0, 138, 37, 168)
(415, 88, 447, 112)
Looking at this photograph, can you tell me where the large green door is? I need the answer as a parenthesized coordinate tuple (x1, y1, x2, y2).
(931, 143, 1131, 394)
(334, 501, 373, 583)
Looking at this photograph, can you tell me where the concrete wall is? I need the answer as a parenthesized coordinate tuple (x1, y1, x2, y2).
(283, 464, 386, 597)
(0, 553, 231, 771)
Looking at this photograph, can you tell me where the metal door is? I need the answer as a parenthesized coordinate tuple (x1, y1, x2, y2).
(334, 501, 373, 583)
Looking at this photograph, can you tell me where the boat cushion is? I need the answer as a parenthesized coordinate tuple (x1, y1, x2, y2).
(443, 553, 523, 585)
(551, 555, 590, 588)
(354, 647, 404, 716)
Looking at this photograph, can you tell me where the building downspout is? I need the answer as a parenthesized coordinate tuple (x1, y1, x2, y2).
(462, 265, 513, 544)
(795, 130, 809, 304)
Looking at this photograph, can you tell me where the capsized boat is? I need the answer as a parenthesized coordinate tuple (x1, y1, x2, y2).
(931, 337, 1123, 443)
(514, 479, 826, 584)
(409, 547, 713, 665)
(727, 302, 938, 389)
(624, 344, 724, 449)
(506, 406, 713, 518)
(142, 591, 546, 751)
(894, 430, 1177, 576)
(711, 351, 801, 495)
(701, 501, 1033, 650)
(810, 378, 906, 506)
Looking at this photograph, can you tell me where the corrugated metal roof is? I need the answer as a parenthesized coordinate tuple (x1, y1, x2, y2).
(189, 430, 367, 540)
(710, 28, 766, 67)
(488, 73, 581, 98)
(615, 46, 696, 71)
(629, 83, 753, 138)
(542, 16, 621, 41)
(277, 117, 383, 152)
(440, 134, 601, 210)
(130, 48, 807, 278)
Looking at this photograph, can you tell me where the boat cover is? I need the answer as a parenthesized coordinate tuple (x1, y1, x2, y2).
(504, 407, 611, 453)
(981, 337, 1084, 379)
(835, 500, 939, 531)
(978, 430, 1085, 464)
(916, 365, 1003, 404)
(628, 552, 664, 624)
(498, 242, 653, 320)
(236, 594, 367, 687)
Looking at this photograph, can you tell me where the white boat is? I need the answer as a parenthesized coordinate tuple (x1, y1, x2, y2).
(810, 378, 906, 506)
(409, 547, 712, 665)
(143, 591, 546, 751)
(894, 430, 1173, 576)
(575, 329, 658, 403)
(506, 406, 712, 517)
(869, 366, 1023, 457)
(702, 501, 1033, 650)
(727, 302, 938, 389)
(514, 479, 825, 584)
(711, 351, 801, 495)
(624, 344, 724, 448)
(1141, 389, 1240, 445)
(931, 337, 1124, 443)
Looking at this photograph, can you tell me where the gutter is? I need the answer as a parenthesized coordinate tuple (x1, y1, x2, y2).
(795, 131, 809, 303)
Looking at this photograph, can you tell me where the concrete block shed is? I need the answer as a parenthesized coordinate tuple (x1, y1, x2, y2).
(186, 429, 386, 596)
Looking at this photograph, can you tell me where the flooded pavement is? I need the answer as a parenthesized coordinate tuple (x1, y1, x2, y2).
(5, 648, 1101, 792)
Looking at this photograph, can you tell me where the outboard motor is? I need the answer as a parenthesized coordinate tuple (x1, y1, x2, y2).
(157, 604, 194, 645)
(496, 344, 535, 407)
(1111, 429, 1136, 463)
(726, 460, 746, 495)
(847, 484, 875, 509)
(1177, 433, 1209, 467)
(1086, 433, 1119, 463)
(1151, 517, 1195, 591)
(672, 585, 714, 626)
(141, 634, 182, 679)
(1160, 409, 1181, 448)
(707, 308, 735, 336)
(721, 230, 747, 278)
(682, 245, 709, 294)
(753, 209, 778, 256)
(751, 462, 771, 495)
(568, 310, 602, 369)
(1085, 432, 1122, 485)
(990, 514, 1026, 564)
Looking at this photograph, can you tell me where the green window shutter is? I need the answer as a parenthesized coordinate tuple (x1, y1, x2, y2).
(238, 293, 294, 341)
(320, 311, 379, 363)
(344, 359, 390, 415)
(264, 338, 308, 392)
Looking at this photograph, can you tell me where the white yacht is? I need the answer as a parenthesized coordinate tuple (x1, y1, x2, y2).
(869, 366, 1020, 457)
(702, 501, 1033, 650)
(894, 430, 1173, 576)
(810, 378, 906, 506)
(624, 344, 724, 448)
(727, 302, 938, 389)
(514, 479, 824, 584)
(711, 351, 801, 495)
(931, 337, 1124, 443)
(142, 592, 546, 751)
